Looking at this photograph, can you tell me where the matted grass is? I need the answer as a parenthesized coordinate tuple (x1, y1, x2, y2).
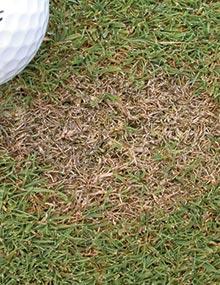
(1, 76, 219, 221)
(0, 0, 220, 284)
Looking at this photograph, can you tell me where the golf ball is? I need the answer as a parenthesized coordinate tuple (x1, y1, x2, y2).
(0, 0, 49, 85)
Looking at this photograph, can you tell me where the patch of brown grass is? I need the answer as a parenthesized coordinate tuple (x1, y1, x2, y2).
(0, 76, 219, 221)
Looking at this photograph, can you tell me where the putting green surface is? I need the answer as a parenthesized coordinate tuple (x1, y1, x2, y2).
(0, 0, 219, 284)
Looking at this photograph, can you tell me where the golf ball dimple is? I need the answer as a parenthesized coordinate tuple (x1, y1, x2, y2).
(0, 0, 49, 85)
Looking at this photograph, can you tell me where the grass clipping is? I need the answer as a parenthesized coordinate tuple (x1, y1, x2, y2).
(0, 76, 219, 220)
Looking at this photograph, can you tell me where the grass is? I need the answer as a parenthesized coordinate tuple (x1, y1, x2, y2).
(0, 0, 220, 284)
(1, 0, 220, 98)
(0, 156, 219, 284)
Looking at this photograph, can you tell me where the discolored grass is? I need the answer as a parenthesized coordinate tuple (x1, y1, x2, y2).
(0, 0, 220, 284)
(0, 76, 219, 221)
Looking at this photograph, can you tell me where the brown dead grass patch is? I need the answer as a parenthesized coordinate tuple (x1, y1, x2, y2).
(0, 76, 219, 221)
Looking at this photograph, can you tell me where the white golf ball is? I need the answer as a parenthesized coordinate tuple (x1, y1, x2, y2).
(0, 0, 49, 85)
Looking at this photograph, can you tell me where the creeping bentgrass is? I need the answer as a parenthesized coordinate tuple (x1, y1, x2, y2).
(0, 0, 219, 284)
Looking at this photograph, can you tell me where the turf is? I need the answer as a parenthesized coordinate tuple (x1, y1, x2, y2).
(1, 0, 219, 97)
(0, 0, 220, 284)
(0, 157, 219, 284)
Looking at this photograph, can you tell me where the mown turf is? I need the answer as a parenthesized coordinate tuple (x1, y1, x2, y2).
(0, 0, 219, 98)
(0, 0, 220, 284)
(0, 76, 219, 220)
(0, 156, 219, 284)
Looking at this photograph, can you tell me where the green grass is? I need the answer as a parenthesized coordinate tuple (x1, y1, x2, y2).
(1, 0, 219, 98)
(0, 154, 219, 284)
(0, 0, 220, 284)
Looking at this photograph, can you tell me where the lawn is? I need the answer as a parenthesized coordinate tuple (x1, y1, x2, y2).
(0, 0, 220, 284)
